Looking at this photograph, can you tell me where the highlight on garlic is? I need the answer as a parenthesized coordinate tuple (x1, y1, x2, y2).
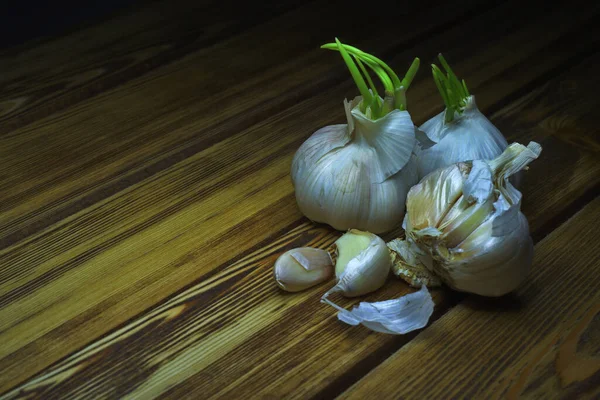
(274, 247, 334, 292)
(291, 39, 421, 234)
(323, 229, 391, 298)
(416, 54, 509, 180)
(391, 141, 542, 297)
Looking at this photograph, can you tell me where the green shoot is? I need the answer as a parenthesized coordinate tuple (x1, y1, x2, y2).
(431, 53, 470, 123)
(321, 43, 402, 89)
(401, 58, 420, 89)
(321, 40, 421, 119)
(335, 38, 373, 113)
(355, 57, 382, 117)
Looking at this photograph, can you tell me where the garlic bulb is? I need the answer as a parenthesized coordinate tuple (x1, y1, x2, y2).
(416, 55, 508, 179)
(394, 142, 542, 297)
(274, 248, 334, 292)
(323, 285, 434, 335)
(292, 98, 419, 233)
(323, 229, 391, 298)
(291, 40, 421, 233)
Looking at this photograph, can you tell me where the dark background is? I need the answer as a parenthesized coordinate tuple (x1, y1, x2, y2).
(1, 0, 141, 49)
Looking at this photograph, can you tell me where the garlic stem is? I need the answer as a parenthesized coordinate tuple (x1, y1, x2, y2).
(400, 57, 420, 90)
(431, 54, 470, 123)
(322, 41, 419, 114)
(335, 38, 373, 112)
(321, 42, 402, 89)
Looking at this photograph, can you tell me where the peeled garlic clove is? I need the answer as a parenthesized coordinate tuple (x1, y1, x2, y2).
(387, 239, 441, 288)
(274, 248, 333, 292)
(324, 229, 391, 298)
(322, 285, 434, 335)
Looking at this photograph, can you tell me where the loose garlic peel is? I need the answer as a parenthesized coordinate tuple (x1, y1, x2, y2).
(322, 286, 435, 335)
(395, 142, 542, 297)
(274, 248, 334, 292)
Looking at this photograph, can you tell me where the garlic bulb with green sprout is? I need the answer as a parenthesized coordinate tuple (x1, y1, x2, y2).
(291, 39, 421, 233)
(390, 142, 541, 297)
(416, 54, 508, 179)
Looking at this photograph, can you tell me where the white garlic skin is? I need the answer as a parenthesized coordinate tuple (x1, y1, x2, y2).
(291, 97, 419, 234)
(403, 142, 541, 297)
(416, 96, 508, 179)
(274, 247, 334, 292)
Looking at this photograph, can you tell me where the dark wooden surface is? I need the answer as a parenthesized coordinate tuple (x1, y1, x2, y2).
(0, 0, 598, 398)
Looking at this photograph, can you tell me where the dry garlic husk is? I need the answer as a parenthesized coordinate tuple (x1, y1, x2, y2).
(396, 142, 542, 297)
(323, 285, 434, 335)
(323, 229, 391, 298)
(416, 55, 508, 179)
(274, 248, 334, 292)
(291, 40, 420, 234)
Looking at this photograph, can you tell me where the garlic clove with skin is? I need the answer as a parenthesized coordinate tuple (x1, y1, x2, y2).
(274, 248, 334, 292)
(323, 229, 391, 298)
(331, 230, 391, 297)
(320, 231, 434, 336)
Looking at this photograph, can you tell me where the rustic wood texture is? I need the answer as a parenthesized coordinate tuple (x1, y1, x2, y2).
(340, 197, 600, 400)
(1, 0, 599, 398)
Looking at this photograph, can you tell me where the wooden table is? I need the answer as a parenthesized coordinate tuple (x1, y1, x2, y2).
(1, 0, 599, 398)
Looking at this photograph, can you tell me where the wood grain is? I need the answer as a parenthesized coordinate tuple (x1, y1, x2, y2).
(3, 33, 599, 400)
(0, 0, 305, 134)
(339, 197, 600, 400)
(0, 0, 491, 245)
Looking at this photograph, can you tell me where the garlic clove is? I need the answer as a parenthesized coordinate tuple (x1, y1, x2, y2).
(325, 229, 391, 298)
(405, 163, 467, 233)
(274, 248, 334, 292)
(323, 285, 434, 335)
(387, 239, 441, 287)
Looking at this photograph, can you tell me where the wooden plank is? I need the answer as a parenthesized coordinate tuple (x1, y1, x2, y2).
(0, 0, 488, 245)
(0, 0, 493, 391)
(339, 196, 600, 400)
(0, 0, 305, 134)
(3, 34, 599, 400)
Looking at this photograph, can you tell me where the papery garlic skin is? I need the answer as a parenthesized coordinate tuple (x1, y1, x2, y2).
(274, 247, 334, 292)
(324, 229, 391, 298)
(291, 97, 419, 234)
(398, 142, 541, 297)
(323, 285, 434, 335)
(416, 96, 508, 179)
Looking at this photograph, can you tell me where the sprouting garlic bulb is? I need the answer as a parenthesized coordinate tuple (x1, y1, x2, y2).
(417, 96, 508, 178)
(416, 55, 508, 180)
(274, 248, 334, 292)
(395, 142, 542, 297)
(323, 229, 391, 298)
(291, 97, 419, 234)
